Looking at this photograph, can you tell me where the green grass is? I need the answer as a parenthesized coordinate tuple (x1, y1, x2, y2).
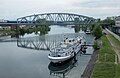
(0, 30, 11, 33)
(92, 34, 120, 78)
(115, 64, 120, 78)
(99, 35, 115, 62)
(92, 63, 116, 78)
(107, 33, 120, 78)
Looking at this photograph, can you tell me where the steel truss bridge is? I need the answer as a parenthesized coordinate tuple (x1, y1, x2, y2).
(17, 33, 94, 50)
(17, 13, 97, 25)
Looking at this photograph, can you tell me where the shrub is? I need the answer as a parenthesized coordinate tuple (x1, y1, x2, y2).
(93, 40, 98, 50)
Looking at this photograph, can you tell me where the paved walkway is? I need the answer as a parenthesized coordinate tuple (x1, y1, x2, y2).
(81, 50, 99, 78)
(104, 29, 120, 63)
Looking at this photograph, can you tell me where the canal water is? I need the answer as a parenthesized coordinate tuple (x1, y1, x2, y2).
(0, 25, 94, 78)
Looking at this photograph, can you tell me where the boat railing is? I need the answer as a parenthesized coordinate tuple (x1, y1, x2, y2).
(50, 48, 72, 57)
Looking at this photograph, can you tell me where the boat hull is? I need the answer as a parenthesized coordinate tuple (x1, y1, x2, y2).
(48, 53, 74, 63)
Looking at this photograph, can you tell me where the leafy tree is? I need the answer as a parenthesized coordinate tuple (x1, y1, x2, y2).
(90, 24, 95, 32)
(19, 28, 26, 36)
(102, 19, 115, 25)
(18, 18, 51, 36)
(100, 19, 115, 28)
(93, 24, 102, 40)
(35, 19, 51, 35)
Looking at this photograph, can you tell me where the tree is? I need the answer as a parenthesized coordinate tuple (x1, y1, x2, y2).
(100, 19, 115, 28)
(93, 24, 102, 40)
(19, 28, 26, 36)
(90, 24, 95, 32)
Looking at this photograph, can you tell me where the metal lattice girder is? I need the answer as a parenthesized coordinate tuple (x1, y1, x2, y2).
(17, 13, 97, 25)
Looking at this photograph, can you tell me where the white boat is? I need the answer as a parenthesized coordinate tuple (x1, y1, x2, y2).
(48, 36, 86, 63)
(85, 30, 91, 34)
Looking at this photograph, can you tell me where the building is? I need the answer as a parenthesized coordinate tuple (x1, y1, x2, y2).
(0, 19, 7, 23)
(0, 26, 11, 30)
(114, 16, 120, 34)
(115, 16, 120, 27)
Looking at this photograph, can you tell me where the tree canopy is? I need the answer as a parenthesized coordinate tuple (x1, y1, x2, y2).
(93, 24, 102, 40)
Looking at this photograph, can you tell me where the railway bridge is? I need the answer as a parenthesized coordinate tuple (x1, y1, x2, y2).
(17, 13, 97, 26)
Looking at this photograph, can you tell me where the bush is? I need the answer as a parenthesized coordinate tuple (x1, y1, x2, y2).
(93, 40, 98, 50)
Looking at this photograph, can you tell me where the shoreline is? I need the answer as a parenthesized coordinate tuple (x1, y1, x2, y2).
(81, 50, 99, 78)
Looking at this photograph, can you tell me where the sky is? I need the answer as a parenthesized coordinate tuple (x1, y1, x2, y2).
(0, 0, 120, 20)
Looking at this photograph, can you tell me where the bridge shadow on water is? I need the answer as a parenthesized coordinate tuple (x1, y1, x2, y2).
(17, 33, 94, 50)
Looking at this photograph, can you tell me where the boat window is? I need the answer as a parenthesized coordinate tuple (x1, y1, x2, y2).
(58, 49, 60, 51)
(72, 39, 74, 42)
(73, 47, 74, 50)
(65, 53, 67, 56)
(58, 55, 61, 57)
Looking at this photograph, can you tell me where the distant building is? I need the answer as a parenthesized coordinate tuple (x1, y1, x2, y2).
(115, 16, 120, 27)
(0, 26, 11, 30)
(0, 19, 7, 23)
(0, 19, 17, 30)
(115, 16, 120, 33)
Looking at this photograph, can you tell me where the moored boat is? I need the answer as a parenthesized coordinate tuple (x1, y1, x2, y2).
(48, 36, 86, 63)
(85, 30, 91, 34)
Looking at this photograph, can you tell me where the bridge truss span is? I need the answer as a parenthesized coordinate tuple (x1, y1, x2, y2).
(17, 13, 96, 25)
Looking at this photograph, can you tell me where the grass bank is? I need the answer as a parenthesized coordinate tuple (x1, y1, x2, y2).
(115, 64, 120, 78)
(92, 63, 116, 78)
(92, 35, 120, 78)
(0, 30, 12, 33)
(99, 35, 115, 62)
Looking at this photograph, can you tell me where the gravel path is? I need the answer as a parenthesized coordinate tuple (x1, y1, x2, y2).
(104, 29, 120, 63)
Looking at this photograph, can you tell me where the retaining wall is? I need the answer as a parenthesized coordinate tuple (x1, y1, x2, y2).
(105, 28, 120, 41)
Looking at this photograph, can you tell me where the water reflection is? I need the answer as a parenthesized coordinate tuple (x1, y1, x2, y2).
(73, 25, 91, 33)
(17, 33, 90, 50)
(0, 25, 94, 78)
(48, 56, 78, 78)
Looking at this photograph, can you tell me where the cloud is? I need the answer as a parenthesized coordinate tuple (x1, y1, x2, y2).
(71, 0, 120, 8)
(0, 0, 120, 20)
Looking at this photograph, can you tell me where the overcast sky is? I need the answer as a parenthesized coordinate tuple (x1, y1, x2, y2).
(0, 0, 120, 20)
